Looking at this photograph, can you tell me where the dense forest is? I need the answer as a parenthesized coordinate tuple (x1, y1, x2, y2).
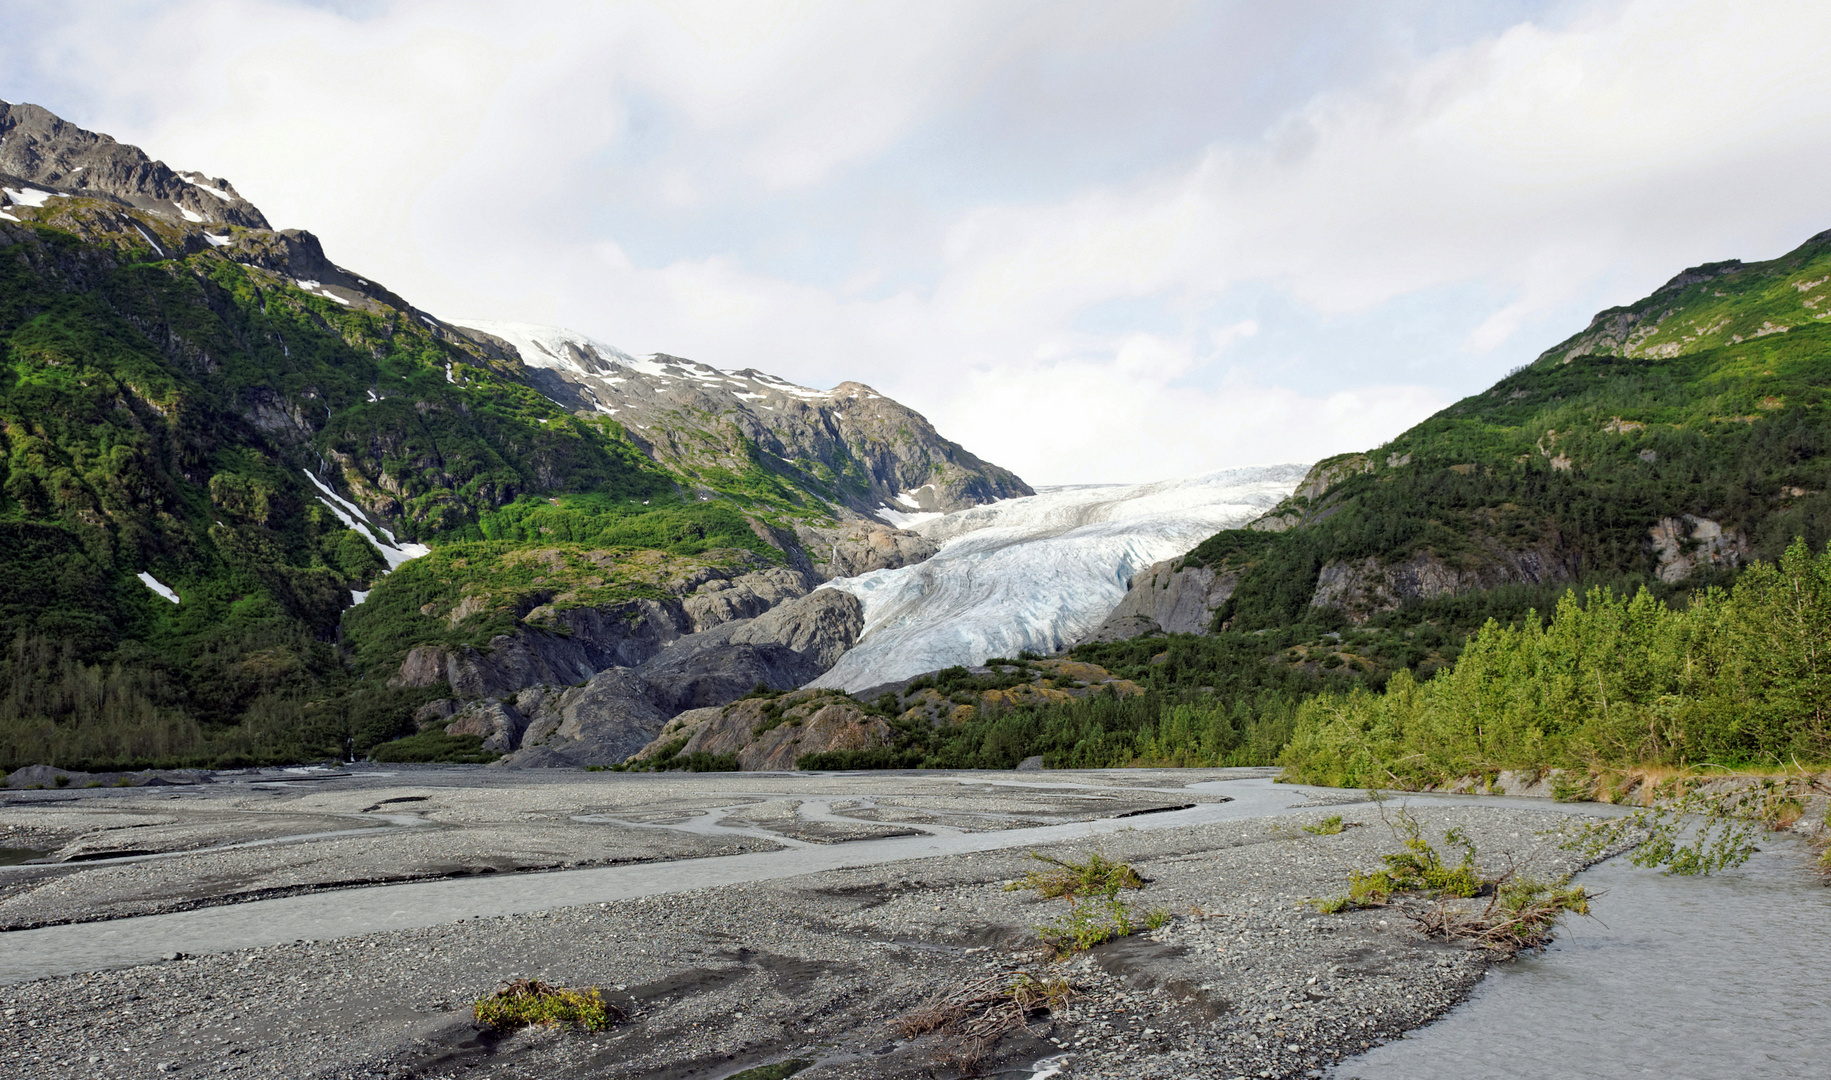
(1280, 540, 1831, 787)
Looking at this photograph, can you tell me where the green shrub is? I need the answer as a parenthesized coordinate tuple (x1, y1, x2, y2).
(367, 731, 497, 764)
(472, 979, 620, 1033)
(1303, 814, 1345, 835)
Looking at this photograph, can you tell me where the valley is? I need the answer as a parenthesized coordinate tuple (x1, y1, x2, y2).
(4, 89, 1831, 1080)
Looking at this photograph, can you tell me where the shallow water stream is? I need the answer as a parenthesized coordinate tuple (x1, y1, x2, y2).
(0, 776, 1321, 983)
(1332, 837, 1830, 1080)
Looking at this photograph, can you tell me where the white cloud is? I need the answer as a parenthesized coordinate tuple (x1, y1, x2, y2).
(4, 0, 1830, 486)
(938, 353, 1449, 484)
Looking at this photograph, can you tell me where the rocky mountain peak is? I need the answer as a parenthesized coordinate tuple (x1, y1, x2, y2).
(457, 321, 1033, 519)
(0, 100, 269, 229)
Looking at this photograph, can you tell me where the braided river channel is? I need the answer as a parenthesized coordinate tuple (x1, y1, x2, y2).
(2, 777, 1825, 1076)
(1329, 834, 1829, 1080)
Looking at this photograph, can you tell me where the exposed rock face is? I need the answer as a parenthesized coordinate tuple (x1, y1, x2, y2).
(641, 590, 865, 713)
(392, 597, 686, 699)
(1302, 513, 1748, 623)
(1649, 514, 1748, 583)
(1, 101, 269, 229)
(470, 589, 867, 768)
(456, 323, 1033, 519)
(1309, 542, 1579, 623)
(633, 689, 895, 771)
(505, 670, 669, 767)
(1081, 558, 1240, 643)
(1242, 454, 1371, 534)
(792, 520, 939, 578)
(682, 566, 810, 631)
(391, 566, 820, 699)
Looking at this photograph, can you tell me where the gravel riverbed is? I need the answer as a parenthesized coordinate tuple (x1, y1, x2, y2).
(0, 769, 1605, 1079)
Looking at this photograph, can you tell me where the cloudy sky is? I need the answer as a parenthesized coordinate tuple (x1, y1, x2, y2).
(4, 1, 1829, 484)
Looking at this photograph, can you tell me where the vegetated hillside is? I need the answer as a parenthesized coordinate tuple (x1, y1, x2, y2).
(0, 101, 1025, 772)
(1281, 539, 1831, 788)
(1065, 228, 1831, 779)
(679, 229, 1831, 776)
(1196, 230, 1831, 631)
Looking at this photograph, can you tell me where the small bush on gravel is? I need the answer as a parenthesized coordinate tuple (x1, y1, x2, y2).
(892, 969, 1073, 1070)
(1409, 871, 1593, 953)
(472, 979, 622, 1033)
(1303, 814, 1346, 835)
(1318, 809, 1481, 911)
(1007, 851, 1160, 958)
(1006, 851, 1146, 901)
(1306, 804, 1596, 955)
(1036, 893, 1135, 956)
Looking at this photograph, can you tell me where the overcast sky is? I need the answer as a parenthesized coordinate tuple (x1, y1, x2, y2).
(5, 1, 1829, 484)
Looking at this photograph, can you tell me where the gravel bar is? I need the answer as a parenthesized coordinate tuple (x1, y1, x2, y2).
(0, 769, 1608, 1079)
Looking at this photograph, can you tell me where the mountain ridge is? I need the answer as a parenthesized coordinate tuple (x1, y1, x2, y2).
(1092, 227, 1831, 641)
(0, 100, 1029, 771)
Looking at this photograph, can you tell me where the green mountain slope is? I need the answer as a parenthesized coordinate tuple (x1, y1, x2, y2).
(0, 102, 1023, 771)
(966, 229, 1831, 777)
(0, 207, 709, 763)
(1185, 229, 1831, 634)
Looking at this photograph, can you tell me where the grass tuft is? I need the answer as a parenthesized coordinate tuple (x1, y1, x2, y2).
(472, 979, 622, 1033)
(1303, 813, 1346, 835)
(1005, 850, 1145, 901)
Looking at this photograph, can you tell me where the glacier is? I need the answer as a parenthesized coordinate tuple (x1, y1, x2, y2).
(810, 463, 1309, 691)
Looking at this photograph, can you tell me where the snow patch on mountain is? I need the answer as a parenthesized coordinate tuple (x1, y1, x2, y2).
(3, 186, 58, 208)
(460, 320, 638, 372)
(136, 572, 180, 604)
(301, 470, 430, 571)
(810, 463, 1308, 691)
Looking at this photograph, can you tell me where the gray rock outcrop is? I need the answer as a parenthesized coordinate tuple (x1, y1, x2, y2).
(1649, 514, 1747, 583)
(391, 566, 819, 700)
(1081, 558, 1240, 643)
(792, 520, 939, 578)
(0, 101, 269, 229)
(474, 588, 866, 768)
(502, 669, 670, 767)
(1308, 543, 1577, 622)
